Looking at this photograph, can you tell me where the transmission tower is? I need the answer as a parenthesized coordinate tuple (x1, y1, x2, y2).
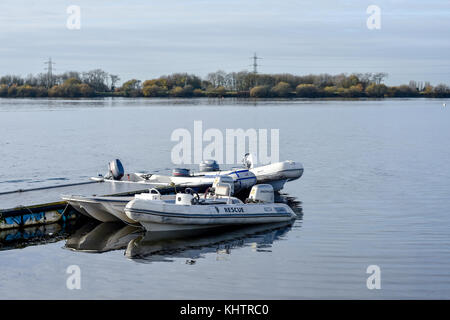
(44, 57, 55, 88)
(250, 53, 262, 74)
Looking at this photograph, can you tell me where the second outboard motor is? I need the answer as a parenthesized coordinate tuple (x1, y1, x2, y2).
(242, 153, 255, 169)
(108, 159, 124, 180)
(199, 160, 220, 172)
(248, 184, 275, 203)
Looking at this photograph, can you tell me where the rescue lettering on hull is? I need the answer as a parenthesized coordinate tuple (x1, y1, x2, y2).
(223, 207, 244, 213)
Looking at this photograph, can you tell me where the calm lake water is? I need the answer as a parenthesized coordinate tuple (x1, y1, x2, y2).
(0, 98, 449, 299)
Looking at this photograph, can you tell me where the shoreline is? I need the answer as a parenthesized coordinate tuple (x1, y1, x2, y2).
(2, 72, 449, 100)
(0, 96, 448, 101)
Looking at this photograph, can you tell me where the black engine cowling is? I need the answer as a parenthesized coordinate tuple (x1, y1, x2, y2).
(199, 160, 219, 172)
(108, 159, 124, 180)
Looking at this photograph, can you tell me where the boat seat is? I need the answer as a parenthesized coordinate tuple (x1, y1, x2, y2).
(215, 183, 231, 197)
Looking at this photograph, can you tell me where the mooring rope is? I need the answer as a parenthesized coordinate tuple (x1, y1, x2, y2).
(0, 180, 101, 196)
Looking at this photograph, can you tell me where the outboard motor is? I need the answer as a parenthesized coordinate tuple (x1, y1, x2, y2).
(248, 184, 275, 203)
(108, 159, 124, 180)
(242, 153, 255, 169)
(199, 160, 220, 172)
(172, 168, 190, 177)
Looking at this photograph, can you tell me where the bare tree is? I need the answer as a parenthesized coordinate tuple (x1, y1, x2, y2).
(82, 69, 109, 92)
(110, 74, 120, 91)
(372, 72, 388, 84)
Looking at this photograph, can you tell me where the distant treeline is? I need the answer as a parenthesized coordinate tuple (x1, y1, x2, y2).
(1, 69, 449, 99)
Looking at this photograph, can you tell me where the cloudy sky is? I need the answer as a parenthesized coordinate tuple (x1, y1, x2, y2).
(0, 0, 448, 85)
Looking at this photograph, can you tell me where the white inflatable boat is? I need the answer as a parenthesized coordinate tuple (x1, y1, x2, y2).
(62, 176, 235, 224)
(62, 194, 137, 223)
(125, 184, 297, 232)
(93, 154, 303, 193)
(93, 159, 257, 193)
(184, 156, 303, 191)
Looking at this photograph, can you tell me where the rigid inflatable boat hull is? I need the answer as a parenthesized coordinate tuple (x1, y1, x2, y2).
(93, 197, 136, 224)
(125, 198, 296, 232)
(63, 198, 94, 219)
(249, 161, 304, 191)
(62, 196, 121, 222)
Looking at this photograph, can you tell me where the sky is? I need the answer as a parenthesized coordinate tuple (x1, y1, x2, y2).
(0, 0, 449, 85)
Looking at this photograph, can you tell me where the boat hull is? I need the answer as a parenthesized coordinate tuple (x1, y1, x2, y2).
(250, 161, 304, 190)
(139, 222, 223, 232)
(93, 197, 136, 224)
(62, 196, 121, 223)
(125, 199, 296, 232)
(64, 199, 94, 219)
(63, 195, 174, 224)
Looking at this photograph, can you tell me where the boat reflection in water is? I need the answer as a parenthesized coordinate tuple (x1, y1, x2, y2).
(126, 193, 302, 263)
(125, 219, 298, 263)
(64, 221, 142, 253)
